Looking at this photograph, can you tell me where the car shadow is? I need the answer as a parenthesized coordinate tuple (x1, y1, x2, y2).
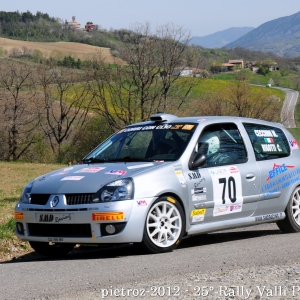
(1, 227, 283, 264)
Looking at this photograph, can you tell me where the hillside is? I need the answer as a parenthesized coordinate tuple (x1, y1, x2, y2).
(190, 27, 254, 48)
(0, 38, 121, 63)
(225, 11, 300, 57)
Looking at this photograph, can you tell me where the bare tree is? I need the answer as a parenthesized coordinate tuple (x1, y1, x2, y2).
(0, 61, 38, 161)
(87, 23, 203, 131)
(36, 65, 95, 162)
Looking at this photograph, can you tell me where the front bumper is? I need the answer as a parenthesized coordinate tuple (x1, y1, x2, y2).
(15, 197, 156, 244)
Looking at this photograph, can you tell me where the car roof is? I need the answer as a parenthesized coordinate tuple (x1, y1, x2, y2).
(126, 114, 283, 129)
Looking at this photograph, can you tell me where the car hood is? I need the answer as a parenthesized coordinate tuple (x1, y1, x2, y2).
(30, 162, 168, 194)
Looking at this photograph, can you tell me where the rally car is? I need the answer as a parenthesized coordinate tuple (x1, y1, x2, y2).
(15, 113, 300, 257)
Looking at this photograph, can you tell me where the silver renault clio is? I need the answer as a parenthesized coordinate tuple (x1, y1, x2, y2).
(15, 113, 300, 257)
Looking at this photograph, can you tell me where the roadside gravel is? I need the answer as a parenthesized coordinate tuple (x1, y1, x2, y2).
(64, 261, 300, 300)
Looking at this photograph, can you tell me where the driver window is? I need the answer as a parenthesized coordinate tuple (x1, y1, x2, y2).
(196, 123, 247, 166)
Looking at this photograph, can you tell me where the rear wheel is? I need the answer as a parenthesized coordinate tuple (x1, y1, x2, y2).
(277, 186, 300, 233)
(29, 241, 76, 258)
(141, 196, 185, 254)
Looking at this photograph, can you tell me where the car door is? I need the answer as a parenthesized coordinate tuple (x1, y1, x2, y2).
(243, 122, 292, 216)
(186, 122, 261, 226)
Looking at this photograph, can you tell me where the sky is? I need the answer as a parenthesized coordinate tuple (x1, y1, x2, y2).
(1, 0, 300, 37)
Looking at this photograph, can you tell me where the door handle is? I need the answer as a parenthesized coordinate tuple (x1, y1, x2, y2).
(246, 173, 255, 179)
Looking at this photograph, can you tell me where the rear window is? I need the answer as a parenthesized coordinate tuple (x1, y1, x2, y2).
(243, 123, 290, 161)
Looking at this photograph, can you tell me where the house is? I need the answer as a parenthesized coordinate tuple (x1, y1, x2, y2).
(85, 22, 97, 31)
(64, 16, 81, 30)
(172, 67, 204, 77)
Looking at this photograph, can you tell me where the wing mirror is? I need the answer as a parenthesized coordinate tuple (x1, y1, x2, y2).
(189, 153, 206, 170)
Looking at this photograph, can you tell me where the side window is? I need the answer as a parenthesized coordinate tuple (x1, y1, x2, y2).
(196, 123, 247, 166)
(243, 123, 290, 161)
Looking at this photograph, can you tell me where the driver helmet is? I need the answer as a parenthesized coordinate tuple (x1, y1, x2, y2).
(198, 132, 220, 155)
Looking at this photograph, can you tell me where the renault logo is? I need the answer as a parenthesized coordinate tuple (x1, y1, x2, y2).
(50, 196, 59, 207)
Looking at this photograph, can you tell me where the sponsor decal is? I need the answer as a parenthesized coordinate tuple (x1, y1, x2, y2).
(229, 166, 239, 173)
(188, 172, 202, 180)
(214, 205, 230, 216)
(15, 212, 24, 220)
(191, 187, 207, 194)
(75, 167, 105, 173)
(192, 194, 207, 201)
(230, 204, 242, 212)
(137, 200, 147, 206)
(267, 163, 294, 181)
(191, 209, 206, 222)
(254, 129, 278, 137)
(51, 171, 69, 176)
(255, 212, 283, 222)
(174, 169, 186, 186)
(50, 196, 59, 208)
(127, 163, 154, 169)
(171, 125, 183, 130)
(209, 168, 229, 176)
(105, 170, 127, 176)
(191, 208, 206, 217)
(36, 213, 73, 223)
(289, 139, 299, 149)
(262, 166, 300, 198)
(92, 212, 125, 221)
(194, 177, 205, 187)
(61, 176, 84, 181)
(182, 124, 194, 130)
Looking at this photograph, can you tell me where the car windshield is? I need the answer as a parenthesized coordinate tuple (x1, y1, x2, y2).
(83, 123, 197, 162)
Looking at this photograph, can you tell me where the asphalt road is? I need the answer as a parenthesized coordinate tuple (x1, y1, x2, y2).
(276, 87, 299, 128)
(1, 223, 300, 299)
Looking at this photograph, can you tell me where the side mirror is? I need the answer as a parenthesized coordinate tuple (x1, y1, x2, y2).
(189, 153, 206, 170)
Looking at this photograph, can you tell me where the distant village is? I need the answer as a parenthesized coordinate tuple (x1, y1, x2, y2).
(65, 16, 278, 78)
(64, 16, 97, 32)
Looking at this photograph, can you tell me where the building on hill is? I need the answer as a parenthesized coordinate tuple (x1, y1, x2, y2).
(85, 22, 97, 31)
(65, 16, 81, 30)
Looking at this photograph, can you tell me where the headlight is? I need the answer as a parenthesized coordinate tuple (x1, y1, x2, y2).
(20, 181, 34, 203)
(92, 178, 134, 203)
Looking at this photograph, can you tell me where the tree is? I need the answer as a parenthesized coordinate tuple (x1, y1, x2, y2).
(87, 23, 203, 131)
(36, 65, 95, 162)
(0, 61, 39, 161)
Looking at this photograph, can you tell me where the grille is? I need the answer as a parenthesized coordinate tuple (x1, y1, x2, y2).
(28, 223, 92, 237)
(30, 194, 51, 205)
(66, 194, 94, 205)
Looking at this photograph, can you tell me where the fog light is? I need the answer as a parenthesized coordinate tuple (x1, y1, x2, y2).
(105, 224, 116, 234)
(16, 222, 24, 234)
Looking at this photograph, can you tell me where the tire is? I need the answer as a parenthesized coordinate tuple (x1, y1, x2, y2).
(141, 196, 185, 254)
(277, 186, 300, 233)
(29, 241, 76, 258)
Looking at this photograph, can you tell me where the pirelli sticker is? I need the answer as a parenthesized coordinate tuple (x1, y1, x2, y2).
(15, 212, 24, 220)
(92, 212, 124, 221)
(182, 124, 194, 130)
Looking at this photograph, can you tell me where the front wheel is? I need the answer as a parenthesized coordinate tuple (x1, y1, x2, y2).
(29, 241, 76, 258)
(141, 196, 185, 254)
(277, 186, 300, 233)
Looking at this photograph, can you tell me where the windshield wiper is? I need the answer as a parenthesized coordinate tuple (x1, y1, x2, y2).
(81, 157, 108, 164)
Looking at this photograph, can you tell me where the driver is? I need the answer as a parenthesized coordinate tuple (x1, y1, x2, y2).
(198, 131, 231, 165)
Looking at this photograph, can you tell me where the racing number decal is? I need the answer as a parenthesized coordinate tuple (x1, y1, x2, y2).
(209, 166, 243, 216)
(219, 176, 236, 204)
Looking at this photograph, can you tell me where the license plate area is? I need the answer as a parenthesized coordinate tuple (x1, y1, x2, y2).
(35, 213, 74, 223)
